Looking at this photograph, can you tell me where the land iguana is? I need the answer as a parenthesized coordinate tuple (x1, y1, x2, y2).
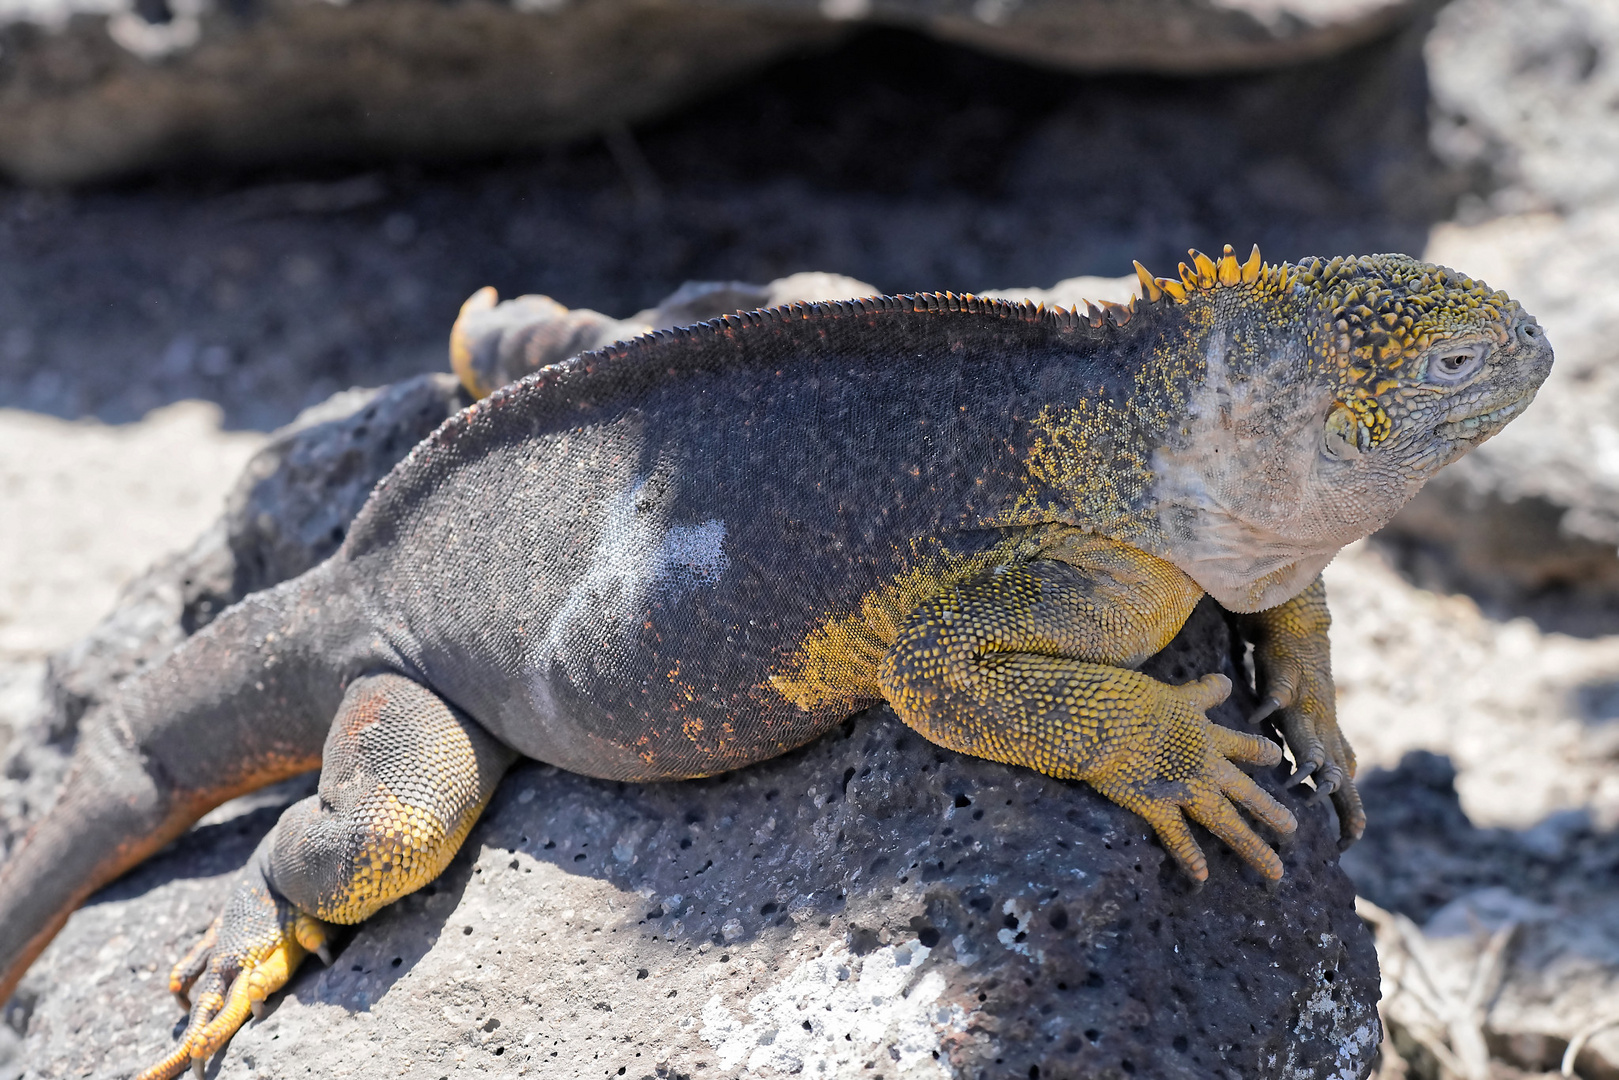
(0, 246, 1552, 1079)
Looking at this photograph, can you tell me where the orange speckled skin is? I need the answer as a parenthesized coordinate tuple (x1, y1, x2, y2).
(0, 253, 1553, 1079)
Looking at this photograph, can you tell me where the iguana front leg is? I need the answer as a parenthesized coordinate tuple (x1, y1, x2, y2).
(876, 536, 1297, 882)
(1235, 575, 1365, 846)
(136, 674, 516, 1080)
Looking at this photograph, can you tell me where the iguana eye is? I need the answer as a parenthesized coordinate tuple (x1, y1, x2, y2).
(1425, 343, 1486, 385)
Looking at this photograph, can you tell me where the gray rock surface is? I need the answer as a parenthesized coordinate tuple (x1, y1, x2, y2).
(14, 600, 1380, 1079)
(0, 0, 1429, 185)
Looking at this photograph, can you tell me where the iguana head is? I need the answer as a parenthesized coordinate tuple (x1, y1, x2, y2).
(1286, 251, 1552, 475)
(1135, 246, 1553, 610)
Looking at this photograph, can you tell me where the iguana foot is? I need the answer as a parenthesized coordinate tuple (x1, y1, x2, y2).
(136, 672, 512, 1079)
(136, 863, 331, 1080)
(877, 555, 1298, 884)
(1083, 673, 1297, 882)
(1238, 576, 1365, 846)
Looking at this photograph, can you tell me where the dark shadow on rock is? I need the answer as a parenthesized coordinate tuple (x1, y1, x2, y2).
(1343, 750, 1619, 923)
(0, 23, 1452, 430)
(82, 774, 319, 908)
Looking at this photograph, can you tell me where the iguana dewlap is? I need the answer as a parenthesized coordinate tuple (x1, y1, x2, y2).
(0, 247, 1552, 1079)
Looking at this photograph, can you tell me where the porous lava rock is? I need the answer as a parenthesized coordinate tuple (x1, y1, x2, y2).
(0, 0, 1428, 185)
(13, 600, 1379, 1079)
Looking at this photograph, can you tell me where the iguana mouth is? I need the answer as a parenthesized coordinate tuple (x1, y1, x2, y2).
(1439, 392, 1532, 438)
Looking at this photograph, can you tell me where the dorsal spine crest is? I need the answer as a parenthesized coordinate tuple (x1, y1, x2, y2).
(1132, 243, 1297, 308)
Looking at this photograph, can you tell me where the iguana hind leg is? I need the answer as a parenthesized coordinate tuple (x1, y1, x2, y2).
(1236, 575, 1365, 846)
(877, 541, 1296, 882)
(136, 673, 516, 1080)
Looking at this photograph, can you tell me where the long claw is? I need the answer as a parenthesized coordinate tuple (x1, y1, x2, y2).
(1287, 759, 1319, 786)
(191, 1056, 205, 1080)
(315, 943, 333, 967)
(250, 1000, 264, 1021)
(1249, 695, 1282, 725)
(1310, 777, 1339, 803)
(1331, 776, 1367, 848)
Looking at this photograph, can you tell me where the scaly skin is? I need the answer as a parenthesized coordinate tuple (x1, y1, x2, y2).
(877, 532, 1296, 882)
(1236, 576, 1365, 844)
(0, 246, 1553, 1078)
(136, 674, 514, 1080)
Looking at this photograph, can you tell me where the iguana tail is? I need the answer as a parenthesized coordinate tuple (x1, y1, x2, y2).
(0, 573, 352, 1006)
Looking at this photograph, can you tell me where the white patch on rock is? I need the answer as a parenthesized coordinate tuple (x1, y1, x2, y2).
(699, 938, 969, 1075)
(997, 898, 1043, 962)
(1278, 962, 1380, 1080)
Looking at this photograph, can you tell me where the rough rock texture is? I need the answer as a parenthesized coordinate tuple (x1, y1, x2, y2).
(0, 0, 1430, 185)
(14, 599, 1380, 1079)
(0, 372, 469, 856)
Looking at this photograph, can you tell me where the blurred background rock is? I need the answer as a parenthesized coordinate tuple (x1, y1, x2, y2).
(2, 0, 1619, 1076)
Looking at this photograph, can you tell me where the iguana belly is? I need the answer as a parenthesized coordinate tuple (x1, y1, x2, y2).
(395, 489, 1026, 782)
(441, 548, 863, 782)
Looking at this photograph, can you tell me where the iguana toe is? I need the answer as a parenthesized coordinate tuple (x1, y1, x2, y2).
(1279, 710, 1329, 784)
(1207, 723, 1284, 769)
(1127, 798, 1210, 882)
(1184, 781, 1285, 882)
(1333, 777, 1367, 847)
(167, 915, 219, 1011)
